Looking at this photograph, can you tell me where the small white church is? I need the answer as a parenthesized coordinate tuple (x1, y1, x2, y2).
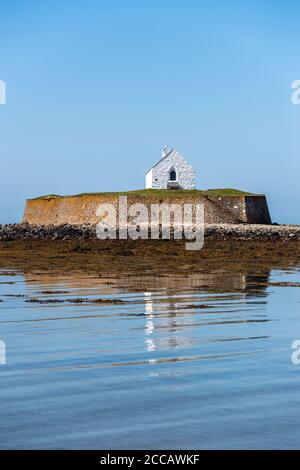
(145, 146, 196, 190)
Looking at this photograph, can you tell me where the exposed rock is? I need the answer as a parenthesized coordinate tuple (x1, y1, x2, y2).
(0, 223, 300, 242)
(25, 296, 125, 305)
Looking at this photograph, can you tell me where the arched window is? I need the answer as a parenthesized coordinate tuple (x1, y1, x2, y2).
(169, 169, 177, 181)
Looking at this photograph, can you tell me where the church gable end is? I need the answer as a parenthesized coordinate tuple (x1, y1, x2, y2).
(146, 147, 195, 190)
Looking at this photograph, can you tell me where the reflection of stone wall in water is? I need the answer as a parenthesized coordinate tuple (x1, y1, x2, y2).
(24, 271, 270, 294)
(22, 271, 270, 357)
(23, 194, 272, 225)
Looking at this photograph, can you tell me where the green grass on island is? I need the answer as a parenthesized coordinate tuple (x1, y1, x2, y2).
(31, 188, 262, 200)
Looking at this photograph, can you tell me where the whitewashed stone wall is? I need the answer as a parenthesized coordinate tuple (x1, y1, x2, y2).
(145, 168, 153, 189)
(145, 148, 196, 190)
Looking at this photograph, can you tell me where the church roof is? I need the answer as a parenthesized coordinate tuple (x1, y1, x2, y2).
(145, 147, 175, 175)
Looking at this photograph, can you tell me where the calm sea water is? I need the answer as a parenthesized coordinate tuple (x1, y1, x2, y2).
(0, 266, 300, 449)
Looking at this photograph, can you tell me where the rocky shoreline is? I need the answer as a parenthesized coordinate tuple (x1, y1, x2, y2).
(0, 223, 300, 241)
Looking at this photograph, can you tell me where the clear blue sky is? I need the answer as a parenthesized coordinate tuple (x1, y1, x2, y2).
(0, 0, 300, 223)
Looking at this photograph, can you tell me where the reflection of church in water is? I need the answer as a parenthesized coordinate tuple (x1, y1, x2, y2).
(141, 272, 270, 358)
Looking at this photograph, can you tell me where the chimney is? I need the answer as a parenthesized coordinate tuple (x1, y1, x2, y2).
(162, 145, 170, 158)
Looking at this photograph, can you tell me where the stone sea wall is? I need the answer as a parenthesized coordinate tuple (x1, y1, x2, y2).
(22, 194, 271, 226)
